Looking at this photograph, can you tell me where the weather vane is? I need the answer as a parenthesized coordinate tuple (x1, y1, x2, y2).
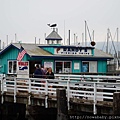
(47, 23, 57, 28)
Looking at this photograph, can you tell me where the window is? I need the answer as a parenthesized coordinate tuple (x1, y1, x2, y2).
(55, 61, 71, 73)
(82, 62, 89, 72)
(82, 61, 97, 73)
(89, 61, 97, 73)
(57, 40, 59, 44)
(52, 41, 54, 44)
(8, 61, 17, 74)
(56, 62, 63, 73)
(47, 41, 49, 44)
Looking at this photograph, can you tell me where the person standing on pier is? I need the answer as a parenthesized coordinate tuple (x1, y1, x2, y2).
(34, 64, 43, 78)
(46, 67, 55, 94)
(46, 67, 54, 79)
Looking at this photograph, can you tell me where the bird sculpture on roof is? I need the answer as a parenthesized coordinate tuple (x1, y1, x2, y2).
(47, 23, 57, 28)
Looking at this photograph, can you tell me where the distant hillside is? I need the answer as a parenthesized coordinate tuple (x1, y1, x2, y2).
(95, 41, 120, 54)
(72, 41, 120, 54)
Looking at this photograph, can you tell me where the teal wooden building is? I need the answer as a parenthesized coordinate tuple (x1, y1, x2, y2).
(0, 29, 113, 76)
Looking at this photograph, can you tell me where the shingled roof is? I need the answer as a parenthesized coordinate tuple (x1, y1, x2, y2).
(45, 29, 62, 40)
(0, 43, 53, 56)
(0, 43, 113, 60)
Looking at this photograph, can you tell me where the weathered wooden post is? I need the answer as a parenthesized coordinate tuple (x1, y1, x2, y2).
(0, 80, 2, 118)
(57, 88, 68, 120)
(113, 92, 120, 115)
(0, 81, 2, 105)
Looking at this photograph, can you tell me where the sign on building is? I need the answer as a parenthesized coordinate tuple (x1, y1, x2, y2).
(17, 61, 29, 78)
(55, 48, 92, 55)
(44, 62, 53, 70)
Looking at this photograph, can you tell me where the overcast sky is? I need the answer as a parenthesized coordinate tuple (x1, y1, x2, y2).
(0, 0, 120, 46)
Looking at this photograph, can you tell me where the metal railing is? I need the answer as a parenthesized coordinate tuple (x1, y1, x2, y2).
(1, 74, 120, 115)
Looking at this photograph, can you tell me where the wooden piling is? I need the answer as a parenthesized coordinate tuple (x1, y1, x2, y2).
(0, 81, 1, 105)
(57, 88, 68, 120)
(113, 92, 120, 115)
(0, 81, 1, 118)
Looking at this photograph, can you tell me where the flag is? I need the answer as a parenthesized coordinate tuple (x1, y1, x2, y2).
(17, 46, 27, 61)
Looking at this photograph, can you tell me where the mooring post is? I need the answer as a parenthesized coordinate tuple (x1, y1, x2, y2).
(0, 81, 1, 105)
(57, 88, 68, 120)
(113, 92, 120, 115)
(0, 80, 2, 118)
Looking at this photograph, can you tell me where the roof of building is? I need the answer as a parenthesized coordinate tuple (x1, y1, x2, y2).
(49, 49, 113, 60)
(0, 43, 113, 59)
(94, 48, 113, 58)
(0, 43, 53, 56)
(14, 43, 53, 56)
(45, 29, 62, 40)
(40, 45, 94, 49)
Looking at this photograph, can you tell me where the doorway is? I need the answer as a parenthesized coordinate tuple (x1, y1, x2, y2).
(29, 60, 42, 77)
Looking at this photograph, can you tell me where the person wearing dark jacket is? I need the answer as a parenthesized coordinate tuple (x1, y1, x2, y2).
(34, 64, 43, 78)
(46, 67, 54, 79)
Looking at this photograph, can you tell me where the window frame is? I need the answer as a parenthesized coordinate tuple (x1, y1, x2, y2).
(8, 60, 17, 74)
(82, 61, 97, 73)
(55, 61, 72, 73)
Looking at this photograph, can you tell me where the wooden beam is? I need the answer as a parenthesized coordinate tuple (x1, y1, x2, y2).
(57, 88, 68, 120)
(113, 92, 120, 115)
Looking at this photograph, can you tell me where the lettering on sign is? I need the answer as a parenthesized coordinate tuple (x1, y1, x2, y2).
(18, 61, 28, 66)
(56, 48, 91, 55)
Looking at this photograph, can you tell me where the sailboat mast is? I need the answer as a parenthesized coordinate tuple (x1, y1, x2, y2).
(85, 21, 87, 46)
(116, 28, 119, 70)
(93, 30, 94, 41)
(7, 35, 8, 46)
(64, 20, 65, 45)
(106, 28, 109, 54)
(82, 33, 84, 46)
(74, 33, 76, 45)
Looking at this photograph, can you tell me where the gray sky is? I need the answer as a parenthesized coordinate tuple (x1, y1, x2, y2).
(0, 0, 120, 46)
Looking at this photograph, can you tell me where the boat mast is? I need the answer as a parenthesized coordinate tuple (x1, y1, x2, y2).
(82, 33, 84, 46)
(74, 33, 76, 45)
(64, 20, 65, 45)
(85, 21, 87, 46)
(116, 28, 119, 70)
(106, 28, 109, 54)
(15, 33, 17, 43)
(7, 35, 8, 46)
(93, 30, 94, 41)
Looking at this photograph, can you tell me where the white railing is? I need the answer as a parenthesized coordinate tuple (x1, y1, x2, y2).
(1, 74, 120, 115)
